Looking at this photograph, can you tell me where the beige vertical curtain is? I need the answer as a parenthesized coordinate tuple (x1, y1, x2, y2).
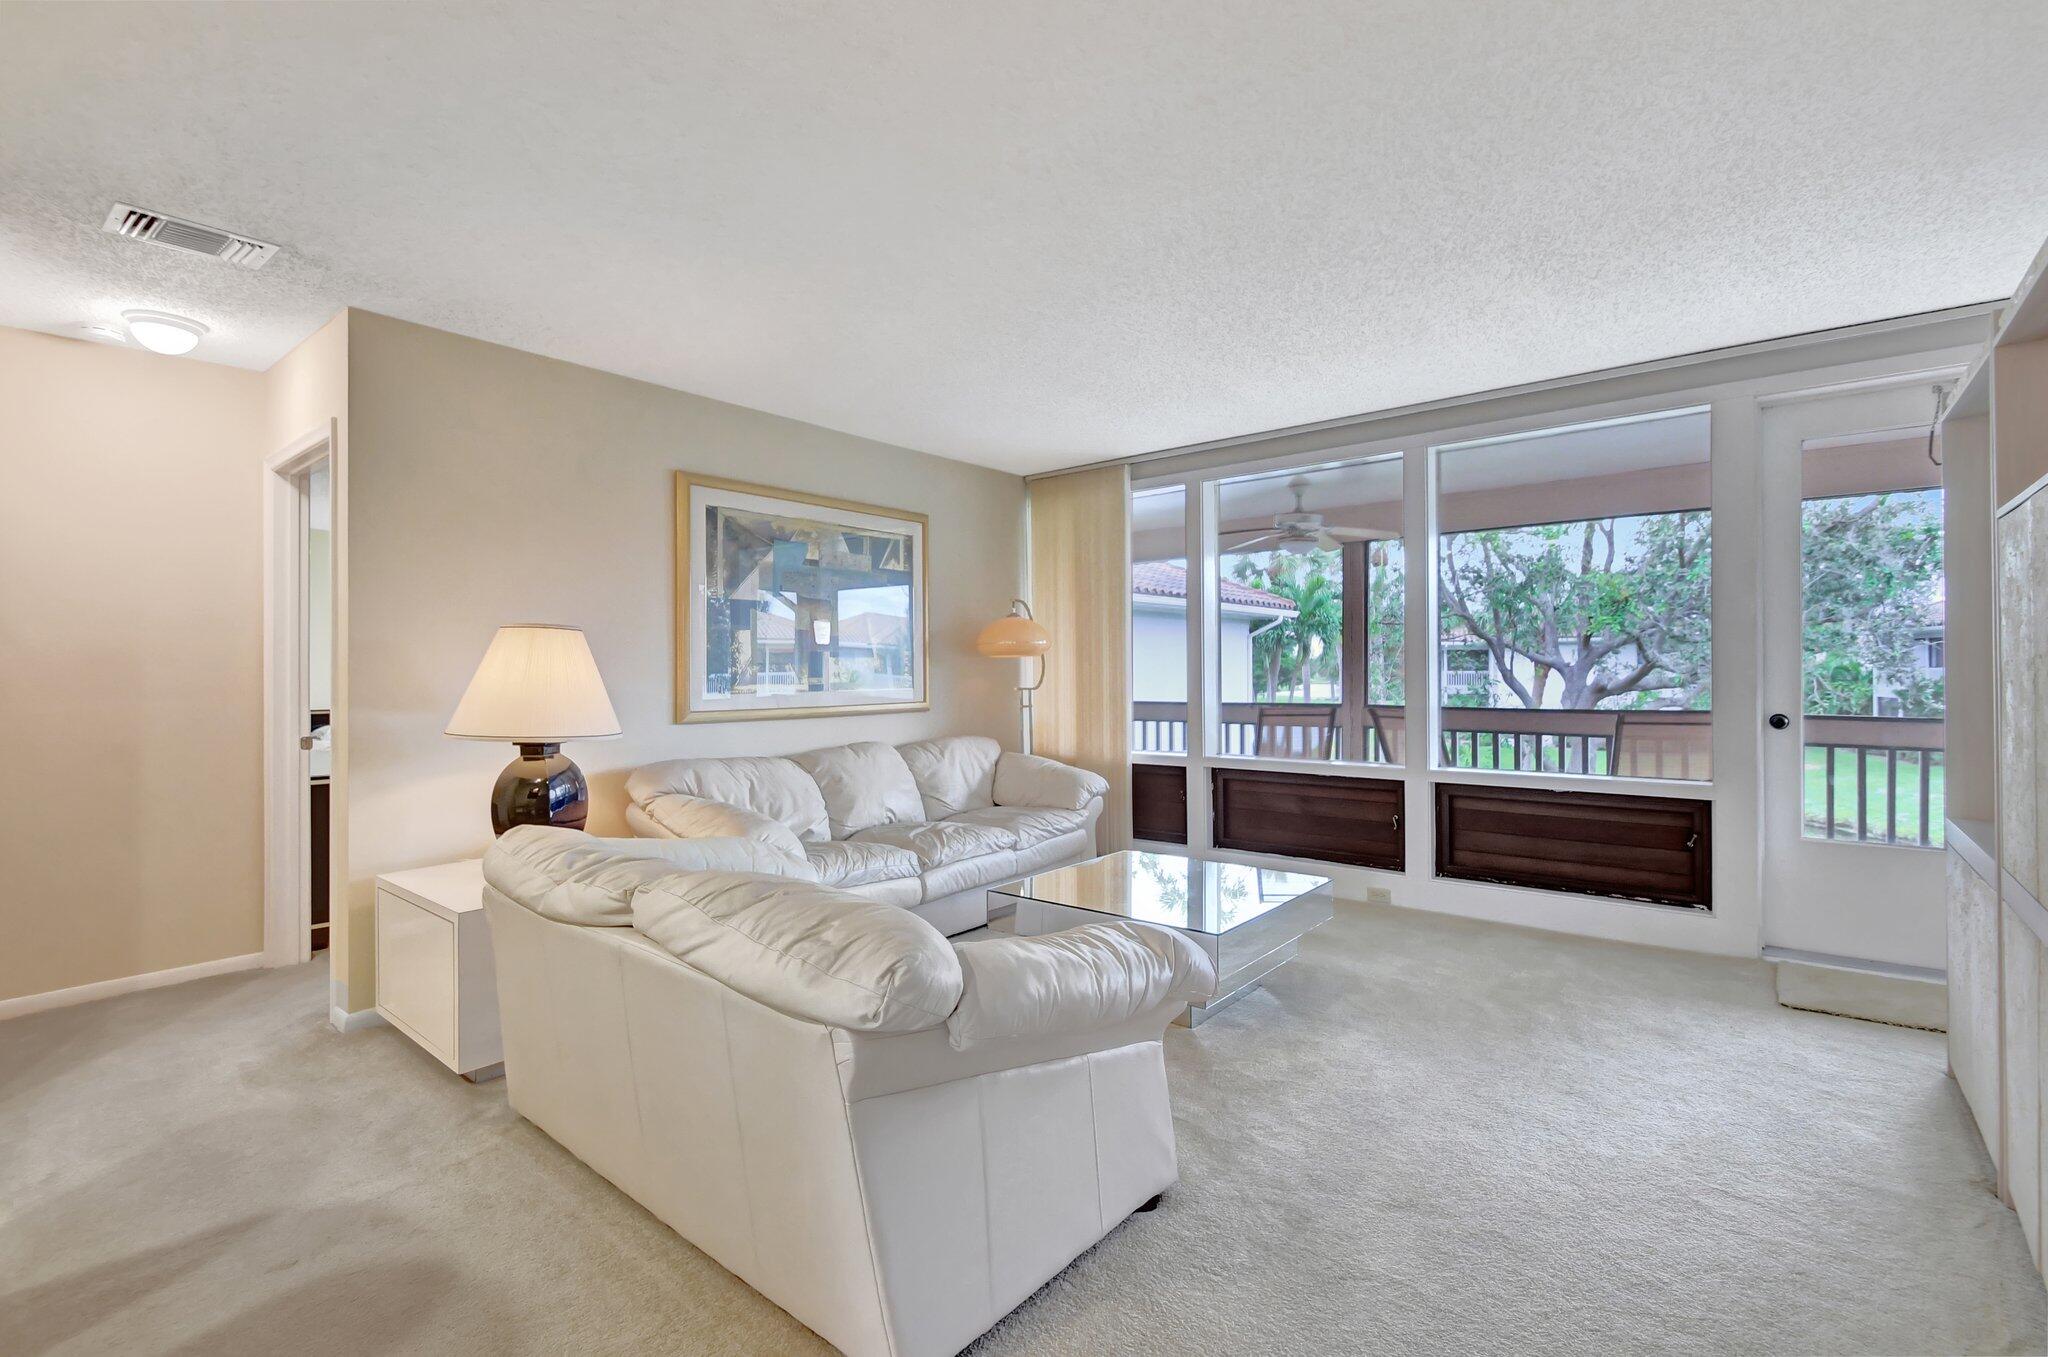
(1029, 466, 1131, 852)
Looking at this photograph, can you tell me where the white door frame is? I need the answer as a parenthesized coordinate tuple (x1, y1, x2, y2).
(1756, 374, 1961, 969)
(262, 423, 335, 967)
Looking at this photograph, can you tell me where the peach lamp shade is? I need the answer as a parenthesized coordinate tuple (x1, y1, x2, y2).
(445, 624, 621, 742)
(978, 601, 1048, 751)
(975, 605, 1051, 659)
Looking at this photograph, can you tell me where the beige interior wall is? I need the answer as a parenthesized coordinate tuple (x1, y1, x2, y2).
(339, 310, 1025, 1011)
(0, 326, 267, 1003)
(309, 527, 332, 709)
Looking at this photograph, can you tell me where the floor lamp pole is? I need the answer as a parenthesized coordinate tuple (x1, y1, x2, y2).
(977, 598, 1050, 759)
(1020, 653, 1043, 756)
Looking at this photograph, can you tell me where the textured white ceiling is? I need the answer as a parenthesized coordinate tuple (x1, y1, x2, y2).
(4, 2, 2046, 475)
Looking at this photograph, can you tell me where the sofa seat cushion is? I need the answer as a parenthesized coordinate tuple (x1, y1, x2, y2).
(632, 871, 962, 1034)
(850, 819, 1019, 870)
(625, 755, 831, 844)
(920, 849, 1020, 902)
(944, 805, 1090, 849)
(946, 921, 1214, 1050)
(483, 825, 814, 927)
(1013, 827, 1091, 877)
(806, 839, 923, 888)
(794, 742, 928, 839)
(838, 877, 923, 910)
(896, 736, 1001, 819)
(632, 793, 809, 858)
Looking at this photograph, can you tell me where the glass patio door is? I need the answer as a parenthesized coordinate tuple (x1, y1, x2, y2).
(1759, 385, 1949, 969)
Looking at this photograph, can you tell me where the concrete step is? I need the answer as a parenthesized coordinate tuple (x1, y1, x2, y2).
(1769, 949, 1946, 1032)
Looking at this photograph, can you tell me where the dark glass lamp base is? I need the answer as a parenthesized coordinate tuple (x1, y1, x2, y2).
(490, 743, 589, 836)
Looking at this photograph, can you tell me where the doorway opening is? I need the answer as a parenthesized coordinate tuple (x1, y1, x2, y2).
(1761, 381, 1956, 970)
(263, 425, 336, 970)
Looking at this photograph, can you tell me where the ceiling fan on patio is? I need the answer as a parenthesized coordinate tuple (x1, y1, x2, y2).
(1218, 477, 1391, 555)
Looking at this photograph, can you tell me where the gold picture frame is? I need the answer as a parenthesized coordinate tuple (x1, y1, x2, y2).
(674, 473, 931, 723)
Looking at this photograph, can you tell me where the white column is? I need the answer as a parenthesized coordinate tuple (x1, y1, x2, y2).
(1402, 442, 1434, 876)
(1709, 394, 1764, 955)
(1186, 480, 1218, 851)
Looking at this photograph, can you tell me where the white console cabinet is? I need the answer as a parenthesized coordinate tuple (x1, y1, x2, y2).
(374, 859, 503, 1081)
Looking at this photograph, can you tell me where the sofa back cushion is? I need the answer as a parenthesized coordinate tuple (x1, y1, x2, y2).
(633, 793, 810, 859)
(896, 736, 1001, 820)
(483, 826, 815, 927)
(792, 741, 926, 839)
(625, 755, 831, 844)
(632, 871, 962, 1033)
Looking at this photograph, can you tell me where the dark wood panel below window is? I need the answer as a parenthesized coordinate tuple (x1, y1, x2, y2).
(1210, 767, 1403, 870)
(1131, 762, 1188, 845)
(1434, 782, 1710, 909)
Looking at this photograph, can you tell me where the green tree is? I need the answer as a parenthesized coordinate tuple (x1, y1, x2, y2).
(1231, 550, 1342, 700)
(1437, 510, 1712, 710)
(1225, 544, 1403, 705)
(1800, 489, 1944, 717)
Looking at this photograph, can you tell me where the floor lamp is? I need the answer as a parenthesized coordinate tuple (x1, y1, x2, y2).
(976, 599, 1050, 754)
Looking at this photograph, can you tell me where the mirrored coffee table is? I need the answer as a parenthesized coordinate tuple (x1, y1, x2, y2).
(989, 851, 1334, 1026)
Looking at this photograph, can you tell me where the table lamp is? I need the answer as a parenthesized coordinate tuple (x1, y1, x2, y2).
(976, 599, 1050, 752)
(445, 624, 621, 835)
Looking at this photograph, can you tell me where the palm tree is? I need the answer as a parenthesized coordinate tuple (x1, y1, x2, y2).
(1234, 550, 1344, 700)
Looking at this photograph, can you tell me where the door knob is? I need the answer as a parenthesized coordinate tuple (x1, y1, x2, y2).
(1767, 713, 1790, 731)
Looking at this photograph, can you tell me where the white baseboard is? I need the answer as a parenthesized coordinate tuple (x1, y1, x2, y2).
(330, 1005, 388, 1034)
(0, 952, 265, 1022)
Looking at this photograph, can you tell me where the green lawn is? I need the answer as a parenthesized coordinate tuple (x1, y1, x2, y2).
(1441, 733, 1945, 847)
(1802, 746, 1944, 846)
(1440, 733, 1611, 775)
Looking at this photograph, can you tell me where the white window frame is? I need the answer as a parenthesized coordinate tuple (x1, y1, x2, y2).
(1123, 317, 1988, 957)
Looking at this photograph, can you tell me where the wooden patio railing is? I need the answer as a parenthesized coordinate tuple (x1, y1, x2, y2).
(1131, 702, 1944, 847)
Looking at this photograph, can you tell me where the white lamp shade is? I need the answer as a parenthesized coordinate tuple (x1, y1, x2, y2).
(445, 624, 622, 742)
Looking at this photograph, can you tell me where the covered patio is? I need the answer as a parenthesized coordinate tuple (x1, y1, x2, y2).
(1129, 414, 1948, 847)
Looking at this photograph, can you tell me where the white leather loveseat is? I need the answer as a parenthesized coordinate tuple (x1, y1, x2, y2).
(481, 827, 1213, 1357)
(623, 735, 1107, 934)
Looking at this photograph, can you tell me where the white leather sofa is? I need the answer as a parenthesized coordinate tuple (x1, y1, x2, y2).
(623, 736, 1107, 935)
(481, 827, 1214, 1357)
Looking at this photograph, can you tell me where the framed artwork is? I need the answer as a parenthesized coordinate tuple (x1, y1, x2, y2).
(675, 474, 929, 722)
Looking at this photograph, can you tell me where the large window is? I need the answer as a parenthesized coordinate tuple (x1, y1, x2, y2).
(1212, 456, 1404, 764)
(1799, 433, 1944, 845)
(1131, 486, 1189, 753)
(1435, 410, 1711, 781)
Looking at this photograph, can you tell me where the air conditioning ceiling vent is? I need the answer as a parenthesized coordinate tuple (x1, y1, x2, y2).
(101, 202, 279, 270)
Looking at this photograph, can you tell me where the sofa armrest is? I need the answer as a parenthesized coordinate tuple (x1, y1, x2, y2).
(992, 752, 1109, 811)
(945, 922, 1215, 1051)
(632, 792, 810, 859)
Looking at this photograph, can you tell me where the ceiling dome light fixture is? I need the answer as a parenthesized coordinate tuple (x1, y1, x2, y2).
(122, 310, 207, 356)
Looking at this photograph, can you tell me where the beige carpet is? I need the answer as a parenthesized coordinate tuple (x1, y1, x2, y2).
(3, 901, 2040, 1356)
